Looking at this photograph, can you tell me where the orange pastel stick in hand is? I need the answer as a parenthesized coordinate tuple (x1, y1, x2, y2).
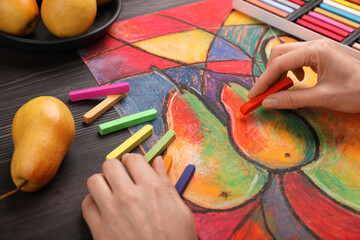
(240, 77, 294, 115)
(163, 155, 173, 173)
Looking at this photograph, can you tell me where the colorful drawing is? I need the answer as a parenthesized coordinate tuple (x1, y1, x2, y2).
(78, 0, 360, 238)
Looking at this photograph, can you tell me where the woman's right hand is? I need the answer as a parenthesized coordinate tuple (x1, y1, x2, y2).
(248, 39, 360, 113)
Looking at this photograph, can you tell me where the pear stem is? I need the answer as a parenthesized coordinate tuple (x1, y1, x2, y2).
(0, 180, 27, 200)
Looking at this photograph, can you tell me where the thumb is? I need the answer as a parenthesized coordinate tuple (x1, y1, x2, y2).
(262, 88, 323, 109)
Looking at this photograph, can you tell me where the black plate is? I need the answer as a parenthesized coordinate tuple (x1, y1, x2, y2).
(0, 0, 121, 51)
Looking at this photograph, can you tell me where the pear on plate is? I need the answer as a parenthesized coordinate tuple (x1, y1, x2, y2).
(0, 0, 39, 36)
(41, 0, 97, 38)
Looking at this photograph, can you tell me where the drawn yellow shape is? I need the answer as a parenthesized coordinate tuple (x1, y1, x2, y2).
(264, 36, 297, 57)
(265, 37, 318, 89)
(224, 11, 262, 25)
(133, 29, 214, 63)
(288, 67, 317, 89)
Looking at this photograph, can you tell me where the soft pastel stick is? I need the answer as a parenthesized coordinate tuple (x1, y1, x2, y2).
(69, 82, 130, 101)
(83, 93, 127, 124)
(296, 18, 345, 41)
(99, 109, 157, 135)
(163, 155, 173, 173)
(323, 0, 360, 17)
(332, 0, 360, 11)
(314, 7, 360, 28)
(246, 0, 289, 18)
(106, 125, 153, 160)
(309, 11, 355, 33)
(302, 15, 350, 37)
(347, 0, 360, 5)
(175, 164, 196, 196)
(320, 3, 360, 23)
(274, 0, 301, 9)
(144, 130, 176, 163)
(288, 0, 305, 6)
(240, 77, 294, 115)
(258, 0, 295, 13)
(352, 42, 360, 50)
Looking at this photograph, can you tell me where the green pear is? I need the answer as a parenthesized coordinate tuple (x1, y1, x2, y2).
(0, 97, 75, 199)
(0, 0, 39, 36)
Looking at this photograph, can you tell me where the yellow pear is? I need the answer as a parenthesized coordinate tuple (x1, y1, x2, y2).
(41, 0, 97, 38)
(0, 0, 39, 36)
(97, 0, 112, 6)
(0, 97, 75, 199)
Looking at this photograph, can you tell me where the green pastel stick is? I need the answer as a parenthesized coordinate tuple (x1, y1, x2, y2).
(99, 109, 157, 135)
(144, 130, 176, 163)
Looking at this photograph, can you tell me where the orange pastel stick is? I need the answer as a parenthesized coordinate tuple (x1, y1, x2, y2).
(240, 77, 294, 115)
(314, 8, 360, 28)
(163, 155, 173, 173)
(246, 0, 289, 18)
(347, 0, 360, 5)
(83, 93, 127, 124)
(352, 42, 360, 50)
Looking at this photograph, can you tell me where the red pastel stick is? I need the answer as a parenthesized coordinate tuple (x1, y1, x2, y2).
(302, 15, 349, 38)
(288, 0, 305, 6)
(240, 77, 294, 115)
(296, 19, 345, 42)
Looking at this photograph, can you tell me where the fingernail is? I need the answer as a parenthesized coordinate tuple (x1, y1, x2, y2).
(248, 90, 254, 98)
(263, 98, 279, 108)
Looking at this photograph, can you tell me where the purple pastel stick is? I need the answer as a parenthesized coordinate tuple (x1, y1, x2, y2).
(175, 164, 195, 196)
(309, 11, 355, 33)
(69, 82, 130, 101)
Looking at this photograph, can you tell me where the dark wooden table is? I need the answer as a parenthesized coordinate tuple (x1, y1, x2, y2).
(0, 0, 200, 239)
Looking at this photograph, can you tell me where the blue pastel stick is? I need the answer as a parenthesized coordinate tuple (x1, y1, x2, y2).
(175, 164, 196, 196)
(320, 3, 360, 23)
(258, 0, 294, 13)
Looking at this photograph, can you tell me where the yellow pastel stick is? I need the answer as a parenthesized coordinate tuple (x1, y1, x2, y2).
(163, 155, 173, 173)
(314, 7, 360, 28)
(83, 93, 127, 124)
(106, 125, 153, 160)
(332, 0, 360, 11)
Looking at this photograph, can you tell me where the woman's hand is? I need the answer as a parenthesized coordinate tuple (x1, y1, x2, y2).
(82, 154, 197, 240)
(248, 39, 360, 113)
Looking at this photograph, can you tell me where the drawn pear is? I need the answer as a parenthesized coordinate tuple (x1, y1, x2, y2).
(221, 82, 317, 169)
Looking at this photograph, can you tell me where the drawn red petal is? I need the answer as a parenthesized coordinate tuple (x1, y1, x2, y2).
(283, 171, 360, 239)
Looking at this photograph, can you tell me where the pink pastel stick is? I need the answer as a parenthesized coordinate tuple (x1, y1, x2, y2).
(69, 82, 130, 101)
(308, 11, 355, 33)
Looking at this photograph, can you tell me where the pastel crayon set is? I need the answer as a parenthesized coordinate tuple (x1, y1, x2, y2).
(70, 81, 195, 196)
(233, 0, 360, 59)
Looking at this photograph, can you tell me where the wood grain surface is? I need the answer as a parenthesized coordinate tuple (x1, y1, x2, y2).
(0, 0, 200, 239)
